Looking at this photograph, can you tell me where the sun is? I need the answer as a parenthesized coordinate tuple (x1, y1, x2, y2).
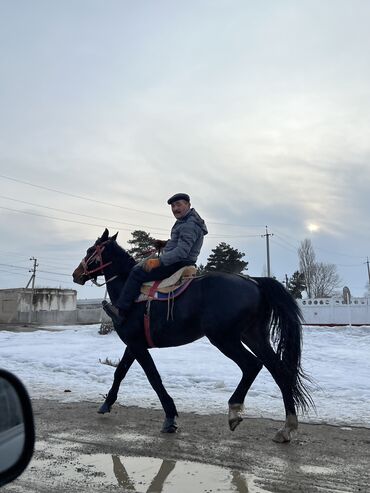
(307, 223, 320, 232)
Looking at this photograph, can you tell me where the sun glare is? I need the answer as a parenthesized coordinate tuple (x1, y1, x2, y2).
(307, 223, 319, 232)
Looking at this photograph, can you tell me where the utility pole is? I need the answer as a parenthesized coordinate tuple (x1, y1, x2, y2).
(26, 257, 38, 324)
(367, 257, 370, 284)
(261, 226, 273, 277)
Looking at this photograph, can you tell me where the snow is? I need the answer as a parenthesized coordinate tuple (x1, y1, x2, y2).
(1, 324, 369, 427)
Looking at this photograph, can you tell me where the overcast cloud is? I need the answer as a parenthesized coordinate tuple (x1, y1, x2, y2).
(0, 0, 369, 298)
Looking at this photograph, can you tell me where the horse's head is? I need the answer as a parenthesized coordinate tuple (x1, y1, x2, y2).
(72, 228, 135, 286)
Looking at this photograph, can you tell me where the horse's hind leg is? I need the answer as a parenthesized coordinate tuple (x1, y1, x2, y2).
(208, 335, 263, 431)
(246, 340, 298, 443)
(98, 346, 136, 414)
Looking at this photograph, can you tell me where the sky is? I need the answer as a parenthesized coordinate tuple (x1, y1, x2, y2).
(1, 0, 370, 299)
(1, 324, 369, 427)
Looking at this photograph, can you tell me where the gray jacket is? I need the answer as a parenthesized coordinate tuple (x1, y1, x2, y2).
(160, 208, 208, 266)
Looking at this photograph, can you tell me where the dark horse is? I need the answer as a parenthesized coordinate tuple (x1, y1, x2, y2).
(73, 229, 313, 442)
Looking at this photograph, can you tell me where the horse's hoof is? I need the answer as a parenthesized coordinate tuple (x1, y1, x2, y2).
(272, 428, 291, 443)
(229, 416, 243, 432)
(161, 417, 178, 433)
(97, 402, 111, 414)
(228, 403, 244, 431)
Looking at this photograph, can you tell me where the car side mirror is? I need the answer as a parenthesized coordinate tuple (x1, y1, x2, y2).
(0, 369, 35, 487)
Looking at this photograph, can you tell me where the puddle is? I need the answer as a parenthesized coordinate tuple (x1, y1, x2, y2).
(300, 465, 334, 475)
(340, 427, 352, 431)
(33, 452, 268, 492)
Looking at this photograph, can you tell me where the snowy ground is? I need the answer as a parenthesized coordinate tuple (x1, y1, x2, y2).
(0, 324, 369, 427)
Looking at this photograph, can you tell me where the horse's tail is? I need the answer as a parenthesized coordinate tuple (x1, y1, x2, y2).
(254, 277, 314, 413)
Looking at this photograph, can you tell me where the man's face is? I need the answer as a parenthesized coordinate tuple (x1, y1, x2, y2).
(171, 200, 190, 219)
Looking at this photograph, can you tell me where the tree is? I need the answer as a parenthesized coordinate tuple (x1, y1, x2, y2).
(196, 264, 206, 275)
(298, 239, 316, 298)
(205, 242, 248, 274)
(298, 239, 341, 298)
(287, 271, 306, 299)
(311, 262, 341, 298)
(127, 230, 156, 260)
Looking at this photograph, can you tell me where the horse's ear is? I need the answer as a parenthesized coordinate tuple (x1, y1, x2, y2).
(111, 232, 118, 241)
(101, 228, 109, 241)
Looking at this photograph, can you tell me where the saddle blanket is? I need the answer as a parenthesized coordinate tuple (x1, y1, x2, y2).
(135, 266, 196, 302)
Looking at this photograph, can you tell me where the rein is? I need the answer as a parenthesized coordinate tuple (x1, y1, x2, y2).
(81, 241, 117, 286)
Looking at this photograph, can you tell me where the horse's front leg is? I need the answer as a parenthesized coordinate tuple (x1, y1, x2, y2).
(132, 346, 178, 433)
(98, 347, 135, 414)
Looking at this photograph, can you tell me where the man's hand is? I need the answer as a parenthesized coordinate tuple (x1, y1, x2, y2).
(153, 239, 168, 250)
(143, 258, 161, 272)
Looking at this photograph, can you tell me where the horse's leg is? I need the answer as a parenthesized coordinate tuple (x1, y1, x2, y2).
(98, 346, 136, 414)
(245, 337, 298, 443)
(208, 335, 263, 431)
(130, 346, 179, 433)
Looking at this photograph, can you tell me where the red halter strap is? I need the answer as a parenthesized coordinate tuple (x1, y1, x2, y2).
(81, 241, 112, 277)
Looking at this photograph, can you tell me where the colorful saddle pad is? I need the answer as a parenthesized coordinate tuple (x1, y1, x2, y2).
(136, 266, 197, 302)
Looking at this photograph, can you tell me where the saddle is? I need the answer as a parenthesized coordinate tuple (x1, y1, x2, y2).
(136, 266, 197, 302)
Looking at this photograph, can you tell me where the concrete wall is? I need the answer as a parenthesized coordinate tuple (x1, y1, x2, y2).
(76, 300, 110, 324)
(0, 288, 77, 325)
(298, 297, 370, 326)
(0, 290, 111, 326)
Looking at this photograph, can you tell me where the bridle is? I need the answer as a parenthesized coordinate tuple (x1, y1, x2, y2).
(80, 240, 117, 287)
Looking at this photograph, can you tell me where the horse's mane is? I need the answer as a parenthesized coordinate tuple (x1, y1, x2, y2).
(108, 238, 137, 267)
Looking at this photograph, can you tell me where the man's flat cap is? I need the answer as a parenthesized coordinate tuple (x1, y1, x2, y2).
(167, 193, 190, 204)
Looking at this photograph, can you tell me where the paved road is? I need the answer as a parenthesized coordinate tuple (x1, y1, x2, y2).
(4, 399, 370, 492)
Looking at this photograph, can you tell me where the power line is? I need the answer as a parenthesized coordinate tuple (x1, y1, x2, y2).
(274, 233, 299, 251)
(37, 269, 72, 277)
(0, 173, 266, 229)
(336, 263, 365, 268)
(207, 234, 261, 239)
(0, 262, 29, 271)
(0, 268, 28, 277)
(0, 268, 74, 286)
(314, 245, 366, 260)
(0, 206, 151, 233)
(0, 195, 169, 232)
(270, 237, 297, 255)
(0, 262, 71, 277)
(0, 173, 169, 218)
(0, 195, 264, 237)
(0, 205, 265, 240)
(275, 230, 367, 260)
(35, 277, 75, 285)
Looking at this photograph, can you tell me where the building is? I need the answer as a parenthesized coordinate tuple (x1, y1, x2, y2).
(0, 288, 77, 325)
(0, 289, 110, 326)
(297, 296, 370, 326)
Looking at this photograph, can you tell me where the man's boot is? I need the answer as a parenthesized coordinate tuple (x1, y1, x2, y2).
(102, 301, 126, 326)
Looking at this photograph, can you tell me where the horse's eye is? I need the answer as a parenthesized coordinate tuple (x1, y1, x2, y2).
(86, 247, 94, 257)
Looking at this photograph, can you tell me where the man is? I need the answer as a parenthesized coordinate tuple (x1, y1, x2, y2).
(103, 193, 208, 326)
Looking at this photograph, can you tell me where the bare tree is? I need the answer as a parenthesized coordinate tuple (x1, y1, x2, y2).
(298, 239, 316, 298)
(298, 239, 341, 298)
(311, 262, 341, 298)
